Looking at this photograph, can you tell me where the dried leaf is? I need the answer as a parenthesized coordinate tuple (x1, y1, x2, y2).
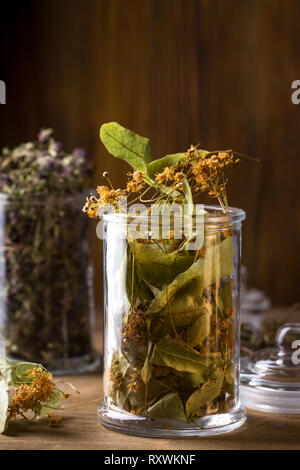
(221, 278, 234, 312)
(177, 371, 208, 389)
(146, 236, 234, 317)
(126, 249, 154, 303)
(186, 306, 212, 347)
(186, 369, 224, 418)
(0, 379, 9, 433)
(100, 122, 152, 171)
(12, 362, 41, 384)
(39, 390, 63, 416)
(163, 281, 206, 326)
(0, 357, 17, 386)
(182, 178, 193, 208)
(146, 153, 185, 180)
(141, 356, 152, 384)
(130, 241, 194, 289)
(150, 335, 212, 373)
(146, 391, 186, 422)
(223, 364, 235, 395)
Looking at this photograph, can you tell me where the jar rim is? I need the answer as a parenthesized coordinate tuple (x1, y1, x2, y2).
(0, 190, 91, 206)
(102, 204, 246, 225)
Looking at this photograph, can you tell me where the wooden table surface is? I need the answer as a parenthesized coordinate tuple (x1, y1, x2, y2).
(0, 373, 299, 450)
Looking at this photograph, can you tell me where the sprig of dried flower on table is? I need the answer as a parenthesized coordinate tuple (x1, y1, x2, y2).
(83, 122, 258, 424)
(0, 130, 95, 370)
(0, 357, 80, 433)
(83, 122, 257, 218)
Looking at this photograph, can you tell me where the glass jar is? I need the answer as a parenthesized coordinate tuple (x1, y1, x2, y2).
(241, 322, 300, 414)
(98, 205, 246, 436)
(0, 193, 100, 374)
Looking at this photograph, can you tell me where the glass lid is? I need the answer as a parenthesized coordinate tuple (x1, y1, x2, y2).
(240, 323, 300, 414)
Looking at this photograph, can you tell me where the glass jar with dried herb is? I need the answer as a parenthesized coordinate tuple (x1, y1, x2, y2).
(0, 193, 99, 373)
(0, 130, 100, 373)
(98, 207, 246, 436)
(84, 121, 256, 436)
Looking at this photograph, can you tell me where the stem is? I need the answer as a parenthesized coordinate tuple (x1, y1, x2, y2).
(217, 196, 227, 213)
(128, 186, 152, 205)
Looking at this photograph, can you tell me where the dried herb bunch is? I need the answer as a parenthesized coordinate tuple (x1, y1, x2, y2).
(0, 130, 95, 369)
(83, 124, 256, 218)
(84, 122, 254, 424)
(0, 357, 79, 433)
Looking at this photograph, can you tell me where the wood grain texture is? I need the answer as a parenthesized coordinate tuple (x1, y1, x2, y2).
(0, 373, 299, 450)
(0, 0, 300, 304)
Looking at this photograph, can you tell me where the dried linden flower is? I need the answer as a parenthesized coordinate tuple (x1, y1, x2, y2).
(0, 358, 79, 434)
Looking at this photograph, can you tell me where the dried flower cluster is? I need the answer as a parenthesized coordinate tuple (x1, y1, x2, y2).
(0, 128, 91, 197)
(153, 149, 240, 212)
(122, 304, 148, 350)
(83, 170, 145, 218)
(190, 150, 239, 209)
(8, 368, 56, 418)
(0, 359, 78, 433)
(83, 124, 248, 218)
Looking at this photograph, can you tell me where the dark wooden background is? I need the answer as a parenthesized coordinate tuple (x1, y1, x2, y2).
(0, 0, 299, 305)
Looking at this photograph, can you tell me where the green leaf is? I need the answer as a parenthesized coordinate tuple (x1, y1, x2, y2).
(220, 278, 234, 312)
(39, 390, 63, 416)
(146, 153, 185, 180)
(186, 369, 224, 418)
(126, 249, 154, 303)
(146, 148, 210, 180)
(225, 364, 234, 384)
(149, 286, 207, 341)
(202, 235, 234, 287)
(129, 241, 194, 289)
(223, 364, 235, 395)
(0, 379, 9, 434)
(146, 153, 186, 199)
(150, 335, 212, 373)
(146, 258, 205, 317)
(146, 236, 234, 317)
(177, 371, 208, 389)
(162, 281, 206, 327)
(186, 305, 212, 347)
(149, 315, 173, 341)
(100, 122, 152, 171)
(0, 357, 17, 386)
(0, 358, 41, 386)
(182, 178, 193, 208)
(13, 362, 40, 384)
(146, 391, 186, 422)
(141, 356, 152, 384)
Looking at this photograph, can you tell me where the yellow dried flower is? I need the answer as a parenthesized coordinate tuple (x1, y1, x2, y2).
(82, 184, 127, 219)
(62, 393, 72, 400)
(127, 372, 143, 394)
(47, 413, 62, 427)
(8, 368, 55, 418)
(82, 196, 99, 218)
(174, 172, 184, 182)
(155, 166, 176, 184)
(190, 150, 238, 210)
(126, 170, 145, 193)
